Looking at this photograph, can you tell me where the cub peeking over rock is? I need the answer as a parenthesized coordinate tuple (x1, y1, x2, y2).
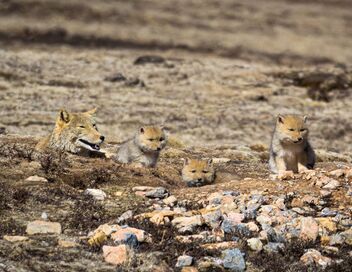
(269, 114, 315, 174)
(115, 125, 167, 167)
(36, 108, 105, 155)
(182, 158, 215, 187)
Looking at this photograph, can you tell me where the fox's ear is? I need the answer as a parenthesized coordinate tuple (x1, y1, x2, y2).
(59, 109, 70, 123)
(140, 127, 145, 134)
(207, 158, 213, 166)
(303, 115, 308, 123)
(183, 158, 189, 166)
(277, 114, 284, 124)
(86, 108, 97, 115)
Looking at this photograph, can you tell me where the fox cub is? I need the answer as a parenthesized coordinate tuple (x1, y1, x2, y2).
(269, 114, 315, 174)
(116, 126, 167, 167)
(182, 158, 215, 187)
(36, 108, 105, 154)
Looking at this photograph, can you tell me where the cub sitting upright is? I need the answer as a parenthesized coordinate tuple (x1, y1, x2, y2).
(182, 158, 215, 187)
(269, 114, 315, 174)
(36, 108, 105, 154)
(116, 126, 167, 167)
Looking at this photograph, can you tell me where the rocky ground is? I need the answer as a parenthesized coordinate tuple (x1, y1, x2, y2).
(0, 0, 352, 271)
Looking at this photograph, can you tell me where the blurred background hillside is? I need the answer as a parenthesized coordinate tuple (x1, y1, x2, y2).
(0, 0, 351, 152)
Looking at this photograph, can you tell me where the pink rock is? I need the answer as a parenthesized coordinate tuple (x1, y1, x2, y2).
(111, 227, 150, 242)
(300, 217, 319, 241)
(103, 245, 129, 266)
(226, 212, 244, 225)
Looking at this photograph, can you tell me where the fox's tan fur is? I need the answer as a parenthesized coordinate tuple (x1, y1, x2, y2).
(182, 158, 215, 187)
(115, 126, 167, 167)
(269, 114, 315, 174)
(36, 108, 105, 154)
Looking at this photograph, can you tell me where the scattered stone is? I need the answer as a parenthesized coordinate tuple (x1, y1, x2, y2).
(263, 242, 284, 253)
(247, 238, 263, 251)
(320, 208, 337, 217)
(114, 232, 138, 248)
(111, 227, 151, 243)
(317, 217, 337, 233)
(176, 255, 193, 267)
(102, 245, 130, 266)
(341, 228, 352, 245)
(299, 217, 319, 241)
(163, 196, 177, 206)
(58, 239, 78, 248)
(197, 257, 224, 271)
(329, 169, 345, 178)
(221, 249, 246, 272)
(329, 234, 344, 245)
(85, 188, 107, 200)
(202, 209, 222, 228)
(256, 215, 272, 226)
(92, 224, 120, 236)
(322, 246, 339, 254)
(300, 249, 332, 269)
(201, 241, 239, 250)
(3, 235, 29, 242)
(26, 220, 61, 235)
(41, 212, 48, 220)
(145, 187, 169, 199)
(208, 192, 223, 205)
(132, 186, 154, 192)
(117, 210, 133, 223)
(172, 215, 203, 233)
(245, 222, 259, 233)
(25, 175, 48, 183)
(322, 179, 340, 190)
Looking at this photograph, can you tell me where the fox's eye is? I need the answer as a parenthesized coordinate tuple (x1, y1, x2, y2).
(79, 125, 85, 128)
(300, 128, 306, 132)
(159, 137, 164, 142)
(148, 138, 154, 141)
(202, 170, 209, 174)
(288, 128, 295, 131)
(191, 170, 196, 173)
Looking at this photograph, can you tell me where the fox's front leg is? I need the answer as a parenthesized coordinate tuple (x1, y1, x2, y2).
(275, 156, 287, 174)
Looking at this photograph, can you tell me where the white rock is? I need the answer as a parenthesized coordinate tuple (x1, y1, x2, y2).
(163, 196, 177, 206)
(176, 255, 193, 267)
(322, 179, 340, 190)
(247, 238, 263, 251)
(26, 220, 61, 235)
(25, 175, 48, 183)
(85, 189, 107, 200)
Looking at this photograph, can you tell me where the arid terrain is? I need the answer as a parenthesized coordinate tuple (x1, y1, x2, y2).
(0, 0, 351, 271)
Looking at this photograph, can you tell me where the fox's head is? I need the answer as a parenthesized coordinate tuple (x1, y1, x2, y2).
(134, 126, 167, 153)
(275, 114, 309, 144)
(52, 108, 105, 153)
(182, 158, 215, 187)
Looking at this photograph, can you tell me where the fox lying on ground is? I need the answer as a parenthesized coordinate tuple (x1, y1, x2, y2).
(115, 125, 167, 167)
(182, 158, 215, 187)
(36, 108, 105, 155)
(269, 114, 315, 174)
